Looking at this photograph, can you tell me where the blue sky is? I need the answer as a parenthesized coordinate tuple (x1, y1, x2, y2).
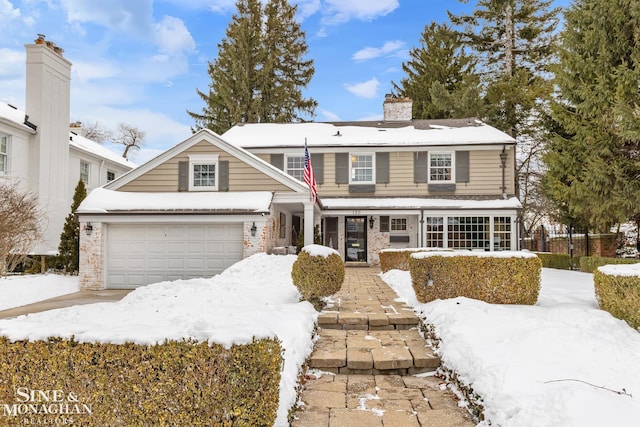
(1, 0, 569, 163)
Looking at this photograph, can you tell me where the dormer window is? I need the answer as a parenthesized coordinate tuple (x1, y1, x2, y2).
(189, 154, 219, 191)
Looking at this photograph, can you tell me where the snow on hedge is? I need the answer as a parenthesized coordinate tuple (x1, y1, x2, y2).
(302, 244, 340, 258)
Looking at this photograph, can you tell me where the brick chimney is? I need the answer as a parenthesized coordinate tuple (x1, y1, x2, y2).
(25, 34, 72, 254)
(383, 94, 412, 122)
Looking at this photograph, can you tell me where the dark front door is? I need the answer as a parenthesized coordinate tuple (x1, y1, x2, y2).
(345, 217, 367, 262)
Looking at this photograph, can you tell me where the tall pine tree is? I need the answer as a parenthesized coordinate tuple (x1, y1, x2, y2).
(543, 0, 640, 231)
(188, 0, 316, 134)
(58, 179, 87, 274)
(392, 22, 483, 119)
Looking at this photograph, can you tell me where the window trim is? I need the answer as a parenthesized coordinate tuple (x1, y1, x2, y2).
(428, 151, 455, 183)
(0, 133, 9, 175)
(349, 152, 375, 185)
(284, 153, 305, 182)
(189, 154, 219, 191)
(80, 161, 90, 185)
(390, 217, 408, 233)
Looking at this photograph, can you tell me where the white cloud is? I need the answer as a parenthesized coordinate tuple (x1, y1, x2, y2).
(352, 40, 405, 61)
(344, 77, 379, 99)
(0, 48, 24, 78)
(0, 0, 20, 19)
(321, 0, 398, 25)
(318, 108, 340, 121)
(207, 0, 241, 13)
(59, 0, 154, 35)
(72, 61, 119, 84)
(154, 16, 196, 55)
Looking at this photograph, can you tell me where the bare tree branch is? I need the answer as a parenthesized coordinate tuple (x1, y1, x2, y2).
(113, 123, 145, 160)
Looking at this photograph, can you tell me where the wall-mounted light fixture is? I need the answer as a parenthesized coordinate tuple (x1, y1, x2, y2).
(369, 217, 375, 230)
(250, 222, 257, 237)
(85, 222, 93, 236)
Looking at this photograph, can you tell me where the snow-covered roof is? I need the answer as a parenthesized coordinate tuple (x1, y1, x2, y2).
(0, 102, 132, 169)
(69, 132, 134, 169)
(222, 121, 515, 148)
(77, 188, 273, 214)
(321, 197, 522, 210)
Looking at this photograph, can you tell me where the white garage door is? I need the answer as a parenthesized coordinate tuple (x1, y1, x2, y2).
(106, 223, 243, 289)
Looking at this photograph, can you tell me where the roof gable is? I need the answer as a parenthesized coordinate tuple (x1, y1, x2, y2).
(106, 129, 309, 193)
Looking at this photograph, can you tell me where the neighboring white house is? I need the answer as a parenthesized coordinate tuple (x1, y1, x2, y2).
(0, 35, 134, 255)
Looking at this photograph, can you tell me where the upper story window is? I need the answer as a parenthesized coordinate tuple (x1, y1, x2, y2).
(350, 153, 374, 184)
(0, 134, 8, 174)
(189, 154, 218, 191)
(107, 171, 116, 182)
(285, 154, 305, 181)
(429, 152, 454, 182)
(80, 161, 90, 185)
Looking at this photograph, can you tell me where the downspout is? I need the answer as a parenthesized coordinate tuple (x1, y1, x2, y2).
(420, 209, 424, 247)
(500, 146, 507, 200)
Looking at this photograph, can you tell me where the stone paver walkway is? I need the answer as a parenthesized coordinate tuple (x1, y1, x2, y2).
(291, 267, 474, 426)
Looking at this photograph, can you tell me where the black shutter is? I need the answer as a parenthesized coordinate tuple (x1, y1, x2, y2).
(335, 153, 349, 184)
(178, 161, 188, 191)
(314, 153, 324, 185)
(219, 160, 229, 191)
(455, 151, 470, 183)
(376, 152, 389, 184)
(414, 151, 428, 183)
(270, 154, 284, 170)
(380, 216, 390, 232)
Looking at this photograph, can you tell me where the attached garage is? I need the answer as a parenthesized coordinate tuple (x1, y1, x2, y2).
(106, 223, 243, 289)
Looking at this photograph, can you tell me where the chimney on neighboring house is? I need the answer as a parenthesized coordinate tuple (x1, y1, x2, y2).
(25, 34, 72, 254)
(383, 94, 413, 122)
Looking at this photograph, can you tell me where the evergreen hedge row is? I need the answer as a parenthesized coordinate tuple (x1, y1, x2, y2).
(594, 269, 640, 329)
(380, 248, 453, 272)
(580, 256, 640, 273)
(0, 337, 281, 426)
(409, 252, 541, 305)
(534, 252, 574, 270)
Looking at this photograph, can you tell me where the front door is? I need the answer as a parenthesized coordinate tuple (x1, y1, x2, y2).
(345, 217, 367, 262)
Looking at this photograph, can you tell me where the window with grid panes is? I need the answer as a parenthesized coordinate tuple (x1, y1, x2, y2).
(0, 134, 8, 174)
(493, 216, 511, 250)
(429, 152, 453, 182)
(425, 217, 444, 248)
(448, 216, 490, 250)
(285, 155, 305, 181)
(350, 154, 374, 183)
(390, 218, 407, 231)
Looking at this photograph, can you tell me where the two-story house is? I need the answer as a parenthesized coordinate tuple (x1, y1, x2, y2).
(77, 96, 520, 290)
(0, 35, 134, 256)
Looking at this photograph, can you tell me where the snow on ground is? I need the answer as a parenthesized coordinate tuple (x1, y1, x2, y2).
(0, 274, 79, 311)
(381, 267, 640, 427)
(0, 254, 317, 427)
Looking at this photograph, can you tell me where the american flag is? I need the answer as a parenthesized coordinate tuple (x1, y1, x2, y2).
(304, 139, 317, 203)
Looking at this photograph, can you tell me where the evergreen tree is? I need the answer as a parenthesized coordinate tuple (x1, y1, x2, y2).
(58, 180, 87, 274)
(449, 0, 560, 138)
(392, 22, 483, 119)
(188, 0, 316, 134)
(543, 0, 640, 231)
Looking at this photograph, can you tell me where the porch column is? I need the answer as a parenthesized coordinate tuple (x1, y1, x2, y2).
(304, 201, 314, 245)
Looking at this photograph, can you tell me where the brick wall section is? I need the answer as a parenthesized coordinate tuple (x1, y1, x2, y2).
(79, 221, 104, 290)
(536, 233, 618, 257)
(243, 218, 270, 257)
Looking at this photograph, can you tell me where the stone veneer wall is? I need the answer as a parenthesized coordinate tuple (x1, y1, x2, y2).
(79, 221, 104, 290)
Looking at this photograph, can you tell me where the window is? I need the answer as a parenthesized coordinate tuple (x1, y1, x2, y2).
(429, 152, 453, 182)
(350, 153, 374, 184)
(80, 161, 89, 185)
(0, 134, 8, 174)
(493, 217, 512, 251)
(390, 218, 407, 231)
(279, 213, 286, 239)
(107, 171, 115, 182)
(285, 155, 305, 181)
(425, 217, 444, 248)
(189, 154, 218, 191)
(448, 216, 490, 250)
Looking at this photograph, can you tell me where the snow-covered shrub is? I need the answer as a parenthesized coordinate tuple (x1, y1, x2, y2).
(291, 244, 344, 310)
(534, 252, 573, 270)
(409, 251, 541, 305)
(379, 248, 452, 272)
(580, 256, 640, 273)
(594, 266, 640, 329)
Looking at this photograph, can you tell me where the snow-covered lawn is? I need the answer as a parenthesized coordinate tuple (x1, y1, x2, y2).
(382, 267, 640, 427)
(0, 274, 79, 311)
(0, 254, 316, 427)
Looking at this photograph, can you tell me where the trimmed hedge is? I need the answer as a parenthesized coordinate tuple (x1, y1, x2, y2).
(534, 252, 573, 270)
(379, 248, 452, 273)
(580, 256, 640, 273)
(594, 269, 640, 329)
(409, 251, 541, 305)
(0, 337, 281, 426)
(291, 245, 345, 310)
